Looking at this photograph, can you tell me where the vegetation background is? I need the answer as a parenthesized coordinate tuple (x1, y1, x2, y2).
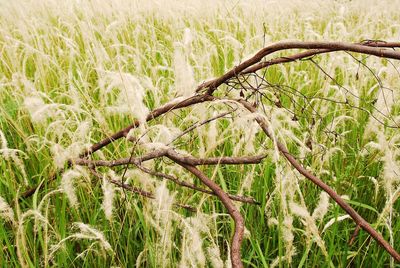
(0, 0, 400, 267)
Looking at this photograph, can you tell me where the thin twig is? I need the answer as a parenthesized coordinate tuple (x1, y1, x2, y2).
(349, 225, 361, 246)
(167, 108, 237, 145)
(133, 159, 260, 205)
(89, 168, 196, 212)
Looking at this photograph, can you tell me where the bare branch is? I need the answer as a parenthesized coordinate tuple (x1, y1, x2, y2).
(165, 149, 267, 166)
(133, 159, 260, 205)
(21, 40, 400, 266)
(241, 41, 400, 74)
(73, 149, 266, 167)
(167, 158, 245, 268)
(349, 225, 361, 246)
(74, 149, 261, 205)
(73, 148, 168, 167)
(81, 93, 214, 158)
(234, 97, 400, 262)
(197, 41, 400, 94)
(89, 168, 196, 212)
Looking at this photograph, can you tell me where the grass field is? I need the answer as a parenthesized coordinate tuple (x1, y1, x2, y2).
(1, 0, 400, 267)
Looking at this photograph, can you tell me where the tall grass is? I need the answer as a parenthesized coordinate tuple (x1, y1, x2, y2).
(0, 0, 400, 267)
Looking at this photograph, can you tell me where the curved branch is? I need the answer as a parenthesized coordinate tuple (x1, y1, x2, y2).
(167, 159, 244, 268)
(21, 94, 214, 198)
(73, 156, 259, 204)
(133, 162, 260, 205)
(89, 168, 195, 212)
(235, 97, 400, 262)
(242, 41, 400, 75)
(80, 93, 214, 158)
(196, 41, 400, 94)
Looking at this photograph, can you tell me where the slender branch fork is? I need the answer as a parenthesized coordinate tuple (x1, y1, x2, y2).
(23, 41, 400, 266)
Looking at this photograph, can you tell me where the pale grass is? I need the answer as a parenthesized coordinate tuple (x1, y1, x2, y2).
(0, 0, 400, 266)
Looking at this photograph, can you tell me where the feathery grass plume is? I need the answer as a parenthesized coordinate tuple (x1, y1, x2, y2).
(179, 213, 209, 267)
(282, 214, 295, 262)
(16, 70, 69, 124)
(23, 93, 63, 124)
(205, 111, 219, 150)
(172, 33, 195, 97)
(207, 244, 224, 268)
(361, 84, 400, 258)
(73, 222, 113, 252)
(49, 222, 113, 261)
(269, 107, 302, 148)
(144, 181, 176, 266)
(16, 207, 55, 268)
(273, 165, 298, 264)
(50, 121, 92, 168)
(142, 124, 181, 147)
(239, 165, 256, 194)
(264, 165, 297, 266)
(100, 71, 149, 124)
(124, 169, 157, 192)
(92, 108, 110, 134)
(60, 168, 88, 208)
(0, 130, 29, 185)
(0, 195, 14, 224)
(35, 189, 64, 232)
(312, 192, 330, 221)
(232, 113, 259, 155)
(289, 201, 328, 258)
(135, 249, 147, 267)
(322, 215, 351, 234)
(270, 254, 297, 268)
(102, 174, 115, 221)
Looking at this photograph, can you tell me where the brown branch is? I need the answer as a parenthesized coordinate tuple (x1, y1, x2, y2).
(241, 48, 333, 74)
(165, 149, 266, 166)
(73, 148, 168, 167)
(196, 41, 400, 94)
(22, 94, 214, 198)
(89, 168, 195, 212)
(133, 161, 260, 205)
(73, 150, 266, 167)
(242, 41, 400, 75)
(21, 40, 400, 265)
(73, 149, 261, 204)
(349, 225, 361, 246)
(21, 167, 68, 198)
(167, 158, 244, 268)
(234, 97, 400, 262)
(80, 93, 214, 158)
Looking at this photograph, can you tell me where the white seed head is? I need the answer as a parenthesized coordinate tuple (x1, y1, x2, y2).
(0, 195, 14, 223)
(61, 169, 82, 208)
(312, 192, 330, 221)
(102, 176, 115, 221)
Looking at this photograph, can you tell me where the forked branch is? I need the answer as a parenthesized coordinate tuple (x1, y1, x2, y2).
(23, 40, 400, 267)
(235, 98, 400, 262)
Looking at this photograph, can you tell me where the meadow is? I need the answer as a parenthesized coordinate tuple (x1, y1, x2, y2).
(0, 0, 400, 267)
